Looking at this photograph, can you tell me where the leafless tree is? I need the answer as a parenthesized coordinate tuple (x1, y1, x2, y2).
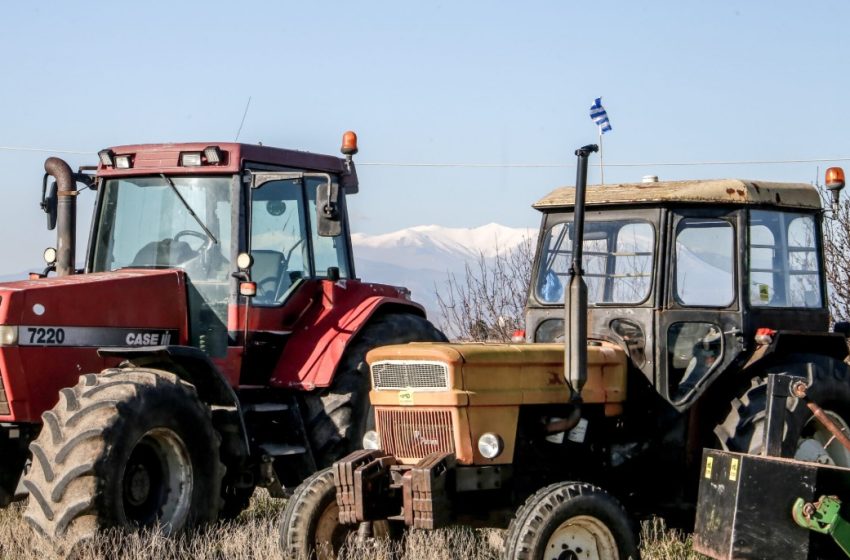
(436, 237, 535, 342)
(821, 187, 850, 322)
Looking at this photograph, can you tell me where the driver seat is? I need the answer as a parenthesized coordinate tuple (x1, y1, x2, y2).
(131, 239, 196, 267)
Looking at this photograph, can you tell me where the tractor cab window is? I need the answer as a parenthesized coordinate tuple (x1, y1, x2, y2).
(536, 220, 654, 305)
(674, 219, 735, 307)
(92, 176, 232, 281)
(748, 210, 822, 308)
(250, 179, 310, 305)
(249, 176, 351, 306)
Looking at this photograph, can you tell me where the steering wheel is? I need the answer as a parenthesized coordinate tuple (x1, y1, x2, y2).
(256, 276, 280, 301)
(174, 230, 207, 244)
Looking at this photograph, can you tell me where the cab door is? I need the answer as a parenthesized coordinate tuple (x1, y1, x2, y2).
(236, 172, 352, 385)
(657, 208, 745, 409)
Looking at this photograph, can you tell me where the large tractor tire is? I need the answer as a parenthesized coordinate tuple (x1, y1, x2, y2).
(715, 353, 850, 466)
(504, 481, 641, 560)
(302, 313, 446, 468)
(23, 368, 224, 544)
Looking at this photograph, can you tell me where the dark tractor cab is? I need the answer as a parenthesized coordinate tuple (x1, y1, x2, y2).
(525, 178, 839, 411)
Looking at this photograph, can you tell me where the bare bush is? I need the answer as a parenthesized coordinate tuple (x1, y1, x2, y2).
(436, 237, 535, 342)
(822, 190, 850, 322)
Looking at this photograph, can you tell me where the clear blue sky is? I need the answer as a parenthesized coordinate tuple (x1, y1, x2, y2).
(1, 1, 848, 272)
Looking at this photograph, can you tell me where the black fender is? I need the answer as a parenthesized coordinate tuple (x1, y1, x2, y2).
(97, 345, 249, 458)
(743, 331, 850, 372)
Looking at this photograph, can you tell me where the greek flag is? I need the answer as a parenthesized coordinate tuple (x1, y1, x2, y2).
(590, 97, 612, 134)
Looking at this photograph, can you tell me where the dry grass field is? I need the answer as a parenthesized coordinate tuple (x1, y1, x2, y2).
(0, 493, 707, 560)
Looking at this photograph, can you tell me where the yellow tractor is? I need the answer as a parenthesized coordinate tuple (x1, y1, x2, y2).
(280, 147, 850, 560)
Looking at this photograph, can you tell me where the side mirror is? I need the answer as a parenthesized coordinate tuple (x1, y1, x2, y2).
(41, 177, 58, 231)
(316, 178, 342, 237)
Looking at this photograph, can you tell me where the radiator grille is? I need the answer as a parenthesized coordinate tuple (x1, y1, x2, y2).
(376, 408, 455, 460)
(371, 361, 449, 391)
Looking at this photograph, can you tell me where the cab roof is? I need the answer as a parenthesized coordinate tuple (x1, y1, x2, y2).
(533, 179, 822, 211)
(97, 142, 348, 178)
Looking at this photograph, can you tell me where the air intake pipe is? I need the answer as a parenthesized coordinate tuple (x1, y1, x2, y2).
(44, 157, 77, 276)
(564, 144, 598, 399)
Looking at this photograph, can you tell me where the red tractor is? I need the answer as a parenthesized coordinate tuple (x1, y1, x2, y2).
(0, 133, 444, 542)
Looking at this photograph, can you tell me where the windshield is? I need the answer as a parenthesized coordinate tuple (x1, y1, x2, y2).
(536, 219, 655, 305)
(92, 176, 233, 282)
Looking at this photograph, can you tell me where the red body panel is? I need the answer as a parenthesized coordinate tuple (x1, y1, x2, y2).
(0, 270, 189, 422)
(239, 279, 422, 390)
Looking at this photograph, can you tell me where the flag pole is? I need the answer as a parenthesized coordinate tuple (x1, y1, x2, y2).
(599, 129, 604, 186)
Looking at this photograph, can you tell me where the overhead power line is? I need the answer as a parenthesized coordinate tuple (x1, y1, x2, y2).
(1, 145, 849, 168)
(358, 157, 850, 168)
(0, 146, 93, 155)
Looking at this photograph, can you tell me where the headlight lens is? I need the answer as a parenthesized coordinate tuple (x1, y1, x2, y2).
(0, 326, 17, 346)
(362, 430, 381, 450)
(477, 433, 503, 459)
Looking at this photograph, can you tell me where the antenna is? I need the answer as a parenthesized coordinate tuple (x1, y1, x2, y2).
(234, 96, 252, 141)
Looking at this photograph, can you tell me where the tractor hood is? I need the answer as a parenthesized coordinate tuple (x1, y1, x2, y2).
(0, 269, 190, 422)
(366, 341, 627, 407)
(0, 269, 189, 333)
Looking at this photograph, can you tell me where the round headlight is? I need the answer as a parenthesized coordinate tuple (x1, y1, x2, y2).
(43, 247, 57, 265)
(362, 430, 381, 450)
(477, 433, 503, 460)
(0, 326, 18, 347)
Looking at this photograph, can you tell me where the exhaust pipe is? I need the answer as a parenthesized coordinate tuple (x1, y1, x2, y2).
(44, 157, 77, 276)
(564, 144, 598, 399)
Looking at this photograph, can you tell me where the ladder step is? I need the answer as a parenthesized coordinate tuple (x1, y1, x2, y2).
(244, 403, 290, 413)
(260, 444, 306, 457)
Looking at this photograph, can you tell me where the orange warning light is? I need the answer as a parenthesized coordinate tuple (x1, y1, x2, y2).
(341, 131, 358, 156)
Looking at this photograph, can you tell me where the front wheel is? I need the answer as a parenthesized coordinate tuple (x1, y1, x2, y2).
(280, 467, 401, 560)
(23, 368, 223, 545)
(504, 481, 640, 560)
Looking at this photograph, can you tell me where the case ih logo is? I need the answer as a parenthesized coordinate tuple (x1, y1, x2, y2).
(124, 331, 174, 346)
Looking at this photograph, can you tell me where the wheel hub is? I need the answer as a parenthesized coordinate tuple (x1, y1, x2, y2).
(121, 428, 193, 531)
(796, 409, 850, 467)
(546, 516, 618, 560)
(125, 464, 152, 506)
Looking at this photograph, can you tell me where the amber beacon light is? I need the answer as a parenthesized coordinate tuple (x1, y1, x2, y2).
(341, 131, 358, 156)
(826, 166, 846, 214)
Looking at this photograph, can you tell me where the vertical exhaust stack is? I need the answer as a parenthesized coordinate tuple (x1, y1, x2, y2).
(44, 157, 77, 276)
(564, 144, 599, 399)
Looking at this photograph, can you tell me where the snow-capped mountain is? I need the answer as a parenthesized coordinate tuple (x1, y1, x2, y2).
(352, 223, 536, 321)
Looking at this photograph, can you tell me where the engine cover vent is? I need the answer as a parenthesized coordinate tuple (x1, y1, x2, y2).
(371, 360, 449, 391)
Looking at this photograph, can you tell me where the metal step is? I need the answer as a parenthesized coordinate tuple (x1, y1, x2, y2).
(259, 443, 306, 457)
(243, 403, 290, 413)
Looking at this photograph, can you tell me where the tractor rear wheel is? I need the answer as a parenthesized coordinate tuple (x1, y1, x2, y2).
(303, 313, 446, 468)
(23, 368, 224, 544)
(715, 353, 850, 466)
(504, 481, 640, 560)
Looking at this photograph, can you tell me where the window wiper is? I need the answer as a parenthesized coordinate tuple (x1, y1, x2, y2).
(159, 174, 218, 244)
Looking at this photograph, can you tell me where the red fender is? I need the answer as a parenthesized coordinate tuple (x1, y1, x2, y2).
(269, 279, 424, 390)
